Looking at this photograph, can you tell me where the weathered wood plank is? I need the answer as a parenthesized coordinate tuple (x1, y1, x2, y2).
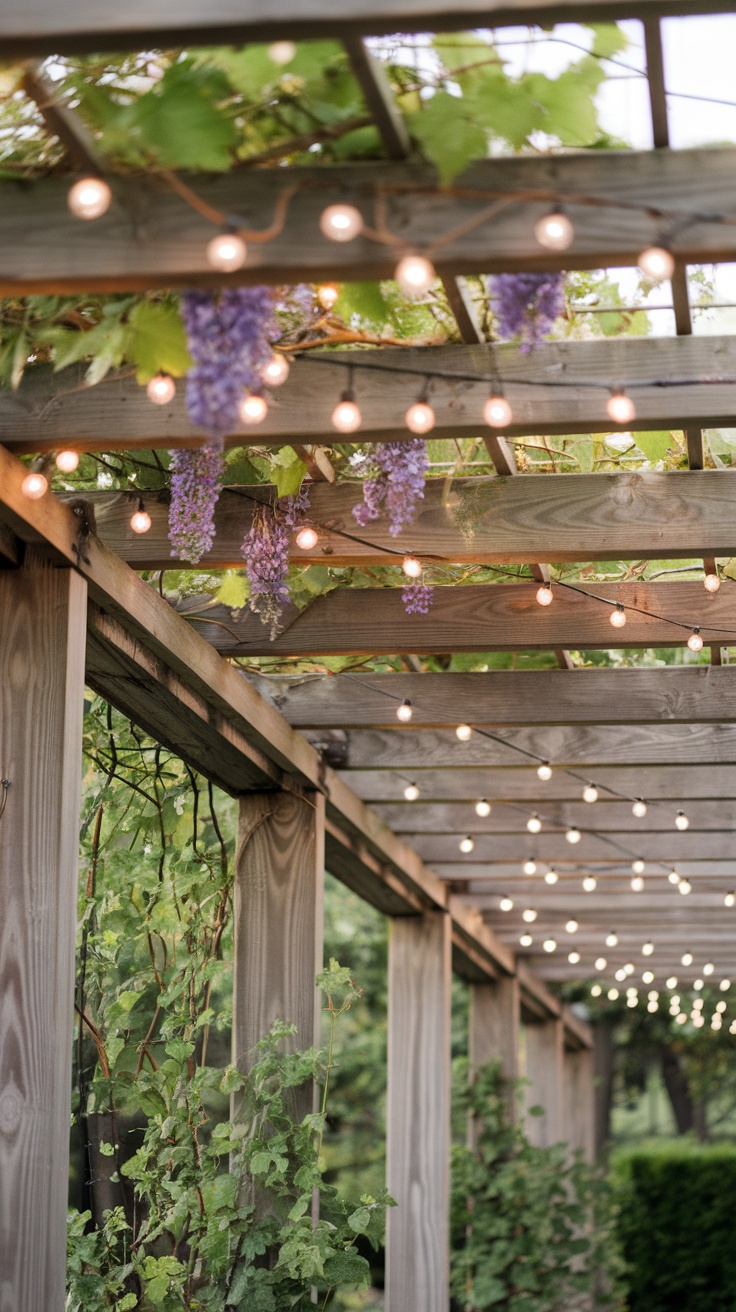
(374, 799, 736, 834)
(5, 149, 736, 293)
(0, 566, 87, 1312)
(14, 334, 736, 454)
(469, 977, 520, 1094)
(523, 1017, 565, 1146)
(81, 470, 736, 570)
(344, 764, 736, 803)
(563, 1047, 595, 1160)
(386, 911, 451, 1312)
(410, 829, 736, 863)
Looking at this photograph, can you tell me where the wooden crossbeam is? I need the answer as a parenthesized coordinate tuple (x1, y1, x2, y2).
(397, 831, 736, 863)
(178, 581, 736, 657)
(374, 799, 736, 833)
(440, 860, 736, 879)
(345, 764, 736, 802)
(5, 149, 736, 293)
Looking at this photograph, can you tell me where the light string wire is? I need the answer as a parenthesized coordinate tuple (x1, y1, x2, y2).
(0, 777, 9, 822)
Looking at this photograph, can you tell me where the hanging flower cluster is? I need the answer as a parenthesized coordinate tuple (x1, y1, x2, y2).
(168, 288, 275, 562)
(241, 488, 311, 639)
(492, 273, 566, 353)
(402, 581, 434, 614)
(352, 439, 429, 537)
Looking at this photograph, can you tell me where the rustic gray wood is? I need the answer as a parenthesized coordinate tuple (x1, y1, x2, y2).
(0, 566, 87, 1312)
(374, 798, 736, 833)
(344, 764, 736, 803)
(409, 829, 736, 864)
(469, 977, 520, 1120)
(386, 911, 452, 1312)
(563, 1046, 595, 1160)
(523, 1018, 565, 1147)
(6, 149, 736, 293)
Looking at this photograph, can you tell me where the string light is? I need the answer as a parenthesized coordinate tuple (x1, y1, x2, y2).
(520, 932, 534, 947)
(608, 988, 620, 1000)
(207, 231, 247, 272)
(675, 810, 690, 831)
(610, 603, 627, 628)
(703, 962, 715, 975)
(606, 390, 636, 424)
(631, 875, 645, 892)
(615, 968, 627, 982)
(624, 962, 635, 976)
(318, 283, 340, 309)
(403, 782, 420, 801)
(642, 970, 655, 984)
(666, 976, 678, 989)
(146, 373, 176, 405)
(721, 978, 731, 991)
(527, 813, 542, 833)
(130, 500, 152, 534)
(679, 878, 692, 895)
(534, 208, 574, 251)
(396, 699, 413, 723)
(566, 827, 582, 844)
(500, 896, 514, 912)
(537, 761, 552, 780)
(523, 860, 537, 875)
(456, 724, 472, 741)
(395, 254, 435, 298)
(632, 859, 645, 875)
(642, 941, 654, 956)
(704, 572, 721, 593)
(606, 931, 619, 947)
(637, 245, 675, 281)
(21, 470, 48, 499)
(536, 583, 553, 607)
(239, 393, 268, 424)
(483, 391, 513, 428)
(331, 391, 362, 433)
(583, 876, 597, 892)
(319, 202, 363, 242)
(676, 1012, 688, 1025)
(725, 892, 735, 907)
(595, 957, 607, 971)
(694, 978, 704, 990)
(55, 450, 79, 472)
(268, 40, 296, 64)
(405, 399, 436, 434)
(261, 354, 290, 387)
(475, 799, 491, 817)
(522, 908, 538, 923)
(544, 869, 559, 884)
(647, 999, 659, 1013)
(687, 628, 704, 653)
(67, 175, 112, 220)
(402, 555, 423, 579)
(591, 984, 602, 996)
(627, 994, 638, 1008)
(583, 784, 599, 803)
(568, 950, 581, 964)
(681, 951, 693, 966)
(459, 836, 475, 853)
(295, 526, 319, 550)
(543, 938, 557, 953)
(668, 870, 680, 885)
(632, 799, 648, 818)
(566, 919, 579, 933)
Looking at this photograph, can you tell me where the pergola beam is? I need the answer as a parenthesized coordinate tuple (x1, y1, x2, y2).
(345, 765, 736, 803)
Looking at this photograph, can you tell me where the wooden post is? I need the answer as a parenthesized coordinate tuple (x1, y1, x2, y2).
(523, 1017, 565, 1148)
(563, 1045, 595, 1161)
(469, 975, 520, 1119)
(0, 566, 87, 1312)
(232, 790, 324, 1117)
(386, 910, 452, 1312)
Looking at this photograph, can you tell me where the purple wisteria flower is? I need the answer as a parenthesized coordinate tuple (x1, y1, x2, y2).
(492, 273, 565, 352)
(241, 490, 311, 639)
(402, 582, 434, 614)
(352, 438, 429, 537)
(168, 442, 225, 563)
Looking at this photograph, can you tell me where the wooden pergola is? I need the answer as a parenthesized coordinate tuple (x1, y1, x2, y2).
(1, 3, 735, 1309)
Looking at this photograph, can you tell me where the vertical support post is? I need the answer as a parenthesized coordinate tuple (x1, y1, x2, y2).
(524, 1017, 564, 1147)
(469, 974, 520, 1120)
(563, 1045, 595, 1161)
(0, 566, 87, 1312)
(386, 910, 452, 1312)
(232, 790, 324, 1119)
(593, 1019, 615, 1159)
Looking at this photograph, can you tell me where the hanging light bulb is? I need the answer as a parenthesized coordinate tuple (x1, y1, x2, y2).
(721, 978, 731, 991)
(607, 987, 620, 1000)
(475, 799, 491, 817)
(527, 813, 542, 833)
(395, 254, 435, 298)
(522, 908, 538, 923)
(403, 782, 420, 801)
(319, 202, 363, 242)
(269, 40, 296, 64)
(207, 231, 247, 272)
(459, 835, 475, 853)
(681, 951, 693, 966)
(703, 962, 715, 976)
(543, 939, 557, 954)
(666, 976, 678, 990)
(668, 869, 680, 885)
(610, 603, 627, 628)
(583, 783, 599, 804)
(591, 983, 602, 996)
(642, 941, 654, 956)
(456, 724, 472, 741)
(606, 390, 636, 425)
(534, 208, 574, 251)
(631, 875, 645, 892)
(637, 245, 675, 282)
(606, 931, 619, 948)
(632, 859, 645, 875)
(524, 860, 537, 876)
(261, 353, 290, 387)
(615, 968, 627, 983)
(679, 878, 692, 895)
(725, 892, 735, 907)
(566, 826, 582, 844)
(632, 798, 648, 818)
(675, 810, 690, 831)
(402, 555, 423, 579)
(500, 896, 514, 912)
(595, 957, 607, 971)
(239, 393, 268, 425)
(704, 571, 721, 593)
(568, 950, 581, 964)
(21, 469, 48, 499)
(483, 391, 513, 428)
(295, 526, 319, 551)
(544, 869, 559, 885)
(405, 399, 436, 435)
(624, 962, 635, 976)
(566, 919, 579, 934)
(67, 175, 112, 220)
(537, 761, 552, 781)
(318, 283, 340, 310)
(694, 977, 704, 990)
(130, 501, 152, 534)
(536, 583, 553, 607)
(520, 932, 534, 947)
(583, 875, 597, 892)
(331, 391, 361, 433)
(55, 449, 80, 473)
(396, 699, 413, 723)
(146, 373, 176, 406)
(687, 628, 704, 653)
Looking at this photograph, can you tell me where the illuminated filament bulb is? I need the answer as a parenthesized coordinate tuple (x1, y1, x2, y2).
(500, 896, 514, 912)
(703, 961, 715, 976)
(534, 208, 574, 251)
(595, 957, 607, 971)
(520, 932, 534, 947)
(675, 810, 690, 831)
(522, 908, 537, 923)
(566, 919, 578, 934)
(147, 373, 176, 406)
(536, 762, 552, 782)
(402, 555, 423, 579)
(536, 582, 553, 607)
(67, 175, 112, 220)
(295, 526, 318, 551)
(239, 393, 268, 425)
(543, 938, 557, 954)
(632, 798, 648, 818)
(319, 203, 363, 242)
(207, 231, 247, 272)
(666, 976, 678, 990)
(395, 254, 435, 298)
(687, 628, 704, 652)
(21, 469, 48, 499)
(459, 836, 475, 854)
(566, 826, 582, 844)
(583, 875, 597, 892)
(721, 978, 731, 990)
(704, 572, 720, 593)
(583, 783, 599, 804)
(261, 354, 290, 387)
(568, 951, 581, 964)
(331, 391, 362, 433)
(483, 392, 513, 429)
(405, 400, 436, 434)
(631, 875, 645, 892)
(130, 501, 152, 534)
(456, 724, 472, 742)
(725, 892, 735, 907)
(642, 941, 654, 957)
(591, 983, 602, 996)
(632, 859, 645, 875)
(269, 40, 296, 64)
(403, 782, 420, 801)
(668, 869, 680, 885)
(637, 245, 675, 282)
(679, 878, 692, 895)
(606, 390, 636, 425)
(318, 283, 340, 310)
(682, 951, 693, 966)
(396, 699, 413, 723)
(475, 798, 491, 818)
(527, 812, 542, 834)
(523, 860, 537, 876)
(610, 603, 627, 629)
(606, 931, 619, 948)
(55, 449, 79, 473)
(544, 868, 559, 885)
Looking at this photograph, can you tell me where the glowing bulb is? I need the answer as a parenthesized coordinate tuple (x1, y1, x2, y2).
(591, 984, 602, 996)
(668, 870, 680, 885)
(396, 699, 413, 723)
(703, 962, 715, 976)
(726, 892, 735, 907)
(666, 976, 678, 989)
(679, 878, 692, 895)
(262, 354, 290, 387)
(520, 932, 533, 947)
(207, 232, 247, 272)
(405, 401, 436, 434)
(632, 799, 648, 818)
(146, 373, 176, 406)
(647, 1000, 659, 1013)
(536, 583, 553, 607)
(295, 526, 319, 551)
(676, 1012, 688, 1025)
(569, 951, 581, 964)
(566, 919, 578, 934)
(704, 572, 720, 593)
(319, 203, 363, 242)
(631, 876, 645, 892)
(608, 988, 619, 1001)
(721, 978, 731, 991)
(318, 283, 339, 310)
(687, 629, 704, 653)
(500, 896, 514, 912)
(459, 836, 475, 853)
(624, 963, 635, 976)
(402, 555, 423, 579)
(21, 470, 47, 499)
(475, 799, 491, 818)
(331, 393, 362, 433)
(637, 245, 675, 282)
(527, 813, 542, 834)
(583, 784, 599, 804)
(537, 762, 552, 781)
(534, 209, 574, 251)
(395, 254, 435, 297)
(610, 604, 627, 628)
(694, 977, 704, 990)
(456, 724, 472, 742)
(628, 995, 638, 1008)
(55, 449, 79, 472)
(642, 941, 654, 957)
(403, 783, 420, 801)
(239, 393, 268, 425)
(606, 391, 636, 425)
(483, 392, 513, 428)
(524, 860, 537, 876)
(642, 970, 654, 984)
(269, 40, 296, 64)
(522, 908, 538, 923)
(632, 859, 645, 875)
(543, 938, 557, 953)
(675, 810, 690, 831)
(130, 506, 151, 534)
(681, 952, 693, 966)
(544, 869, 559, 885)
(606, 931, 619, 948)
(566, 827, 581, 844)
(615, 969, 627, 982)
(595, 957, 607, 971)
(583, 876, 597, 892)
(67, 175, 112, 220)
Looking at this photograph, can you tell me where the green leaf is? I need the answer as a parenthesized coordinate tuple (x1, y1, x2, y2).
(270, 449, 307, 498)
(348, 1205, 372, 1232)
(635, 431, 674, 464)
(98, 1140, 116, 1157)
(216, 573, 249, 609)
(468, 72, 542, 150)
(407, 91, 487, 182)
(588, 22, 629, 58)
(128, 301, 192, 384)
(130, 58, 237, 170)
(336, 281, 391, 329)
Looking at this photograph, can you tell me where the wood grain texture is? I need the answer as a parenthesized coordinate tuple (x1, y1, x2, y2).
(523, 1018, 565, 1147)
(563, 1048, 594, 1161)
(343, 764, 736, 803)
(0, 568, 87, 1312)
(386, 911, 452, 1312)
(373, 798, 736, 833)
(408, 829, 736, 864)
(469, 977, 520, 1086)
(83, 469, 736, 570)
(18, 333, 736, 453)
(6, 149, 736, 293)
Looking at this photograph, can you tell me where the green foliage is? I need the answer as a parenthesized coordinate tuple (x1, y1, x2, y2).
(615, 1144, 736, 1312)
(450, 1064, 624, 1311)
